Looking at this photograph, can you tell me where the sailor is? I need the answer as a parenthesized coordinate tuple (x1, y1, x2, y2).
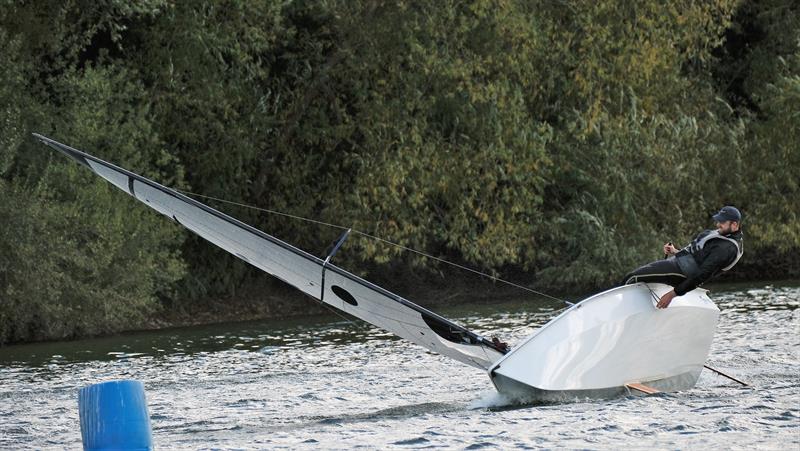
(622, 206, 744, 309)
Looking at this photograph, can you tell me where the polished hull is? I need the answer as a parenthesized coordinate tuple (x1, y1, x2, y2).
(488, 283, 719, 401)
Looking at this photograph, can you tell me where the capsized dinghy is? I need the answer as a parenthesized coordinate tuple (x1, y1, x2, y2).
(35, 134, 720, 401)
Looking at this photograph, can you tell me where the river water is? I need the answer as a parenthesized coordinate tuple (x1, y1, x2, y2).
(1, 282, 798, 449)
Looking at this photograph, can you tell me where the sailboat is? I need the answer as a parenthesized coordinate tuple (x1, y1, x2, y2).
(34, 134, 721, 401)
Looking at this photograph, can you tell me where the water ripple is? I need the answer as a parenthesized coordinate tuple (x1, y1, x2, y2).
(0, 283, 798, 449)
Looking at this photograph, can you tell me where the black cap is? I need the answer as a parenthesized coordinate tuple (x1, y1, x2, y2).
(712, 205, 741, 222)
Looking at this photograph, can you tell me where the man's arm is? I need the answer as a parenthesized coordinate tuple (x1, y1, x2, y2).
(657, 290, 677, 308)
(673, 241, 737, 296)
(663, 242, 679, 256)
(657, 241, 737, 309)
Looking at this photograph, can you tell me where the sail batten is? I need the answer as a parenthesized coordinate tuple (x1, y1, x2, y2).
(34, 133, 505, 369)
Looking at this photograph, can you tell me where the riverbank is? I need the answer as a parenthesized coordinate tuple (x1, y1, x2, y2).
(152, 272, 551, 332)
(12, 273, 792, 348)
(3, 241, 796, 348)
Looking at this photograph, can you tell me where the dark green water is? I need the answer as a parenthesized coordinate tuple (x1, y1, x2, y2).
(1, 282, 798, 449)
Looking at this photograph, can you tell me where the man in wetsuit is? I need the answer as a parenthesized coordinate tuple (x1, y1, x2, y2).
(622, 206, 744, 309)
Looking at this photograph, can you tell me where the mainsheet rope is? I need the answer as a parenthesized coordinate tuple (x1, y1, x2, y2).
(177, 189, 573, 307)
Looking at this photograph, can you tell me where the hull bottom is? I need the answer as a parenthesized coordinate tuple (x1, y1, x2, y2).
(491, 368, 702, 403)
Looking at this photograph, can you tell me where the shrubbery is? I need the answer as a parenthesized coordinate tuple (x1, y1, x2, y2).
(1, 1, 798, 343)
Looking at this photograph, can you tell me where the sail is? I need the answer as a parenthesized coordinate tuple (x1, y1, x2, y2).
(34, 134, 505, 369)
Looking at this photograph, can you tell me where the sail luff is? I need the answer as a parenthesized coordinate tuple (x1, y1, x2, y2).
(33, 133, 326, 267)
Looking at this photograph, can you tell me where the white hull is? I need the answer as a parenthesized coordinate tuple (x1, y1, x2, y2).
(488, 283, 719, 401)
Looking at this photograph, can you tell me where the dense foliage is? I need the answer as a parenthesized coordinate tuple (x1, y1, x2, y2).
(1, 0, 798, 343)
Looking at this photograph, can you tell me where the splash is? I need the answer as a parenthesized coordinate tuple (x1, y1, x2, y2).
(469, 390, 516, 409)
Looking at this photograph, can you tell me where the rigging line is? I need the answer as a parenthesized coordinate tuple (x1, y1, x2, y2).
(350, 230, 572, 306)
(177, 189, 572, 306)
(646, 284, 661, 306)
(177, 190, 350, 231)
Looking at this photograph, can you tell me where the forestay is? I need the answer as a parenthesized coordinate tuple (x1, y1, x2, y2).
(34, 134, 505, 370)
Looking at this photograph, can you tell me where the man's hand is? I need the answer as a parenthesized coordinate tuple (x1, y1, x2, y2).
(663, 242, 679, 256)
(657, 290, 677, 309)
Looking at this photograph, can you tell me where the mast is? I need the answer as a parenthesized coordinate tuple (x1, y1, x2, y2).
(34, 133, 506, 369)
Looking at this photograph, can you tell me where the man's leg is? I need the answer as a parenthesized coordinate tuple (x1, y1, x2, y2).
(622, 258, 687, 287)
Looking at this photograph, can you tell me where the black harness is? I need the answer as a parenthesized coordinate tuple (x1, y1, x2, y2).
(675, 229, 743, 277)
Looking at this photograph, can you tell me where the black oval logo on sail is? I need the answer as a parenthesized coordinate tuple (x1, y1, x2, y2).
(331, 285, 358, 306)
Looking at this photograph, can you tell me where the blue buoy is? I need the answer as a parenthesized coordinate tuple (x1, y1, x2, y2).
(78, 380, 153, 451)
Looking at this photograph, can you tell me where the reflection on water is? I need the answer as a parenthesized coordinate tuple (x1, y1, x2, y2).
(0, 282, 798, 449)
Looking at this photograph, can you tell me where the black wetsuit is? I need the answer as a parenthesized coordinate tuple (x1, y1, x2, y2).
(622, 229, 743, 295)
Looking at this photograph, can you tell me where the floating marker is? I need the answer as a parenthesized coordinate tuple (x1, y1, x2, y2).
(78, 380, 153, 451)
